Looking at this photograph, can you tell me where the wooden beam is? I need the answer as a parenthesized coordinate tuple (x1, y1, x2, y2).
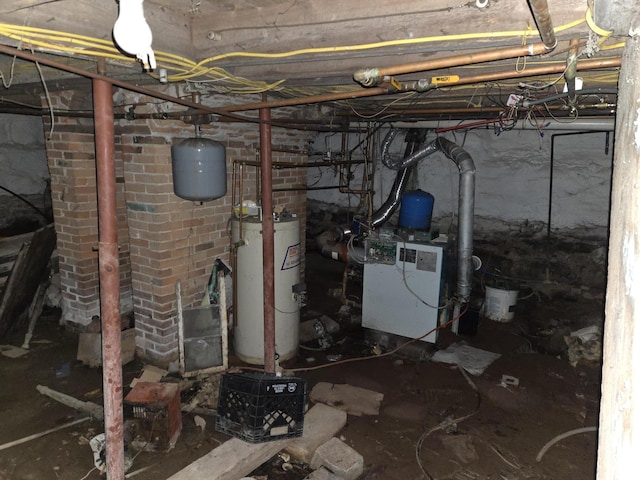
(597, 35, 640, 480)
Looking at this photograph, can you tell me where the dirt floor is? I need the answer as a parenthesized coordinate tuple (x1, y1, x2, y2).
(0, 251, 603, 480)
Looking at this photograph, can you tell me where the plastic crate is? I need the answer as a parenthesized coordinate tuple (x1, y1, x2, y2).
(215, 371, 306, 443)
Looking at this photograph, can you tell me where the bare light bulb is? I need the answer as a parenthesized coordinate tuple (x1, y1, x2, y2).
(113, 0, 156, 70)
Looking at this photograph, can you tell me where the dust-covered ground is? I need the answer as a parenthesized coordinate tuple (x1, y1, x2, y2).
(0, 250, 603, 480)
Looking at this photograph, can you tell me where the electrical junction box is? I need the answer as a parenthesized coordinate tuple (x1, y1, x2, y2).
(362, 241, 448, 343)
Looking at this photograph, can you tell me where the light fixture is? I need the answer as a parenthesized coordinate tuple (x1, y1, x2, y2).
(112, 0, 156, 70)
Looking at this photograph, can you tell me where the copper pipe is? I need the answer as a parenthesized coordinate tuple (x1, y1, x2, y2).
(221, 87, 391, 112)
(353, 43, 549, 87)
(93, 67, 124, 480)
(565, 39, 581, 104)
(259, 104, 276, 373)
(426, 57, 622, 88)
(232, 159, 365, 168)
(528, 0, 557, 50)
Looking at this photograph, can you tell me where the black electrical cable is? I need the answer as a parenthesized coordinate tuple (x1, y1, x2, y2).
(0, 184, 52, 222)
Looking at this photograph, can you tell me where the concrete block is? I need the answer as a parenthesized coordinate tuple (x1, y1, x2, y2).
(286, 403, 347, 464)
(310, 437, 363, 480)
(304, 467, 342, 480)
(77, 329, 136, 367)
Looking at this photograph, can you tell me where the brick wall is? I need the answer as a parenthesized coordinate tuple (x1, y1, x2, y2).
(45, 87, 311, 366)
(44, 90, 133, 326)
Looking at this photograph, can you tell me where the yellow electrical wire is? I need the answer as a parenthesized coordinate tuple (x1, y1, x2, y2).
(585, 7, 613, 38)
(169, 17, 588, 82)
(0, 13, 599, 94)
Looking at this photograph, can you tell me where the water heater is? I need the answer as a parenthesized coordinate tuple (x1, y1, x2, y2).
(231, 217, 301, 364)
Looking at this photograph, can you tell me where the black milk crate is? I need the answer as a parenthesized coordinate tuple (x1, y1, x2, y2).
(215, 371, 306, 443)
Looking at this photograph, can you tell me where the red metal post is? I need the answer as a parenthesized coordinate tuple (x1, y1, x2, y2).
(260, 105, 276, 373)
(93, 72, 124, 479)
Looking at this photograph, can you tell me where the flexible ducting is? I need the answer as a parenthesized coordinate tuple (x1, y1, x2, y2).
(373, 129, 476, 302)
(370, 129, 426, 228)
(317, 129, 476, 303)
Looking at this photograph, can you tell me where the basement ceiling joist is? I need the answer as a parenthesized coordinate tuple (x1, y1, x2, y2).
(0, 0, 626, 121)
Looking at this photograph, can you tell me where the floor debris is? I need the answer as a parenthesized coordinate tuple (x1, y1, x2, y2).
(309, 382, 384, 416)
(0, 416, 91, 451)
(431, 342, 501, 375)
(0, 344, 28, 358)
(130, 364, 168, 387)
(36, 384, 104, 420)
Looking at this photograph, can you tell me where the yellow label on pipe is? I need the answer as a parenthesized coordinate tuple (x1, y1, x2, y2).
(430, 75, 460, 85)
(389, 77, 402, 91)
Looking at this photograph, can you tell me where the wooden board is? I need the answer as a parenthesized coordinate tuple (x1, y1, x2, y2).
(167, 403, 347, 480)
(0, 231, 35, 292)
(0, 224, 56, 339)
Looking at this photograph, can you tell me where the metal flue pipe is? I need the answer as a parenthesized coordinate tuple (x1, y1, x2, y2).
(259, 104, 276, 373)
(93, 71, 124, 479)
(527, 0, 557, 51)
(436, 138, 476, 302)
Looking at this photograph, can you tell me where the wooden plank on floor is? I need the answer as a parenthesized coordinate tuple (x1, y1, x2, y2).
(167, 403, 347, 480)
(166, 436, 291, 480)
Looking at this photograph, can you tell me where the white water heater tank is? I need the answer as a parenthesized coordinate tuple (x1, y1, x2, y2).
(231, 217, 301, 364)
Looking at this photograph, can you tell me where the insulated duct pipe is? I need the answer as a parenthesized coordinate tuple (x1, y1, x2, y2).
(527, 0, 557, 51)
(377, 130, 476, 302)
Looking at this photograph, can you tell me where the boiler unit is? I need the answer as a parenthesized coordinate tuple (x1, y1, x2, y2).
(362, 239, 449, 343)
(231, 217, 301, 365)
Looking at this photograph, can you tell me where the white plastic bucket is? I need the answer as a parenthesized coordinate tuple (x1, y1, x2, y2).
(483, 286, 519, 322)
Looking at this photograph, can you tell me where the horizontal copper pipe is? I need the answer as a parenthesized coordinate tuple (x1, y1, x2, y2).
(354, 43, 550, 86)
(433, 57, 621, 87)
(221, 86, 391, 112)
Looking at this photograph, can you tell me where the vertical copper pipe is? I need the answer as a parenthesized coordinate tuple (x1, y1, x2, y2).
(565, 39, 580, 104)
(259, 103, 276, 373)
(93, 67, 124, 478)
(528, 0, 557, 50)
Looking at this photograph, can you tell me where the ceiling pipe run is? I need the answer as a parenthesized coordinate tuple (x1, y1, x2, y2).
(0, 44, 258, 125)
(354, 43, 550, 88)
(221, 87, 392, 112)
(527, 0, 558, 51)
(93, 65, 125, 480)
(401, 57, 622, 90)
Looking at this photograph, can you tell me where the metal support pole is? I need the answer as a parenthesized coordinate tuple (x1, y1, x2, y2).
(259, 103, 276, 373)
(93, 64, 124, 479)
